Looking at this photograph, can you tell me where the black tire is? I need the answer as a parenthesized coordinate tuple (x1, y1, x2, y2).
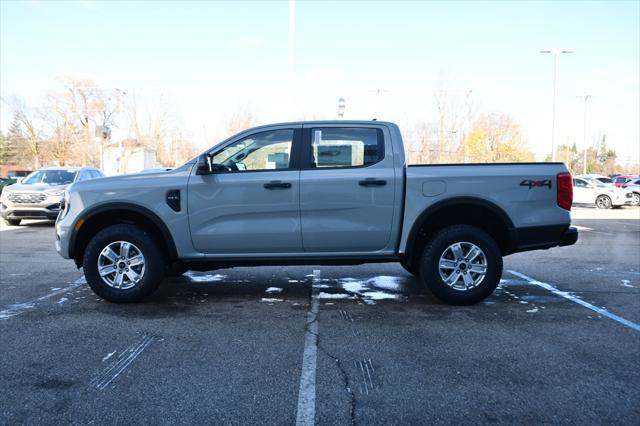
(166, 262, 189, 277)
(419, 225, 503, 305)
(83, 224, 165, 303)
(400, 258, 420, 276)
(4, 218, 21, 226)
(596, 195, 612, 209)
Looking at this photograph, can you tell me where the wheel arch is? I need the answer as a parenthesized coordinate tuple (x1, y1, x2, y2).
(404, 197, 514, 265)
(69, 202, 178, 267)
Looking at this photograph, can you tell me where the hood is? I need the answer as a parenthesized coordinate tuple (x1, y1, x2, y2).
(3, 182, 70, 192)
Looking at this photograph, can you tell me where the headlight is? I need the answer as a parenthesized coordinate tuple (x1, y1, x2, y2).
(58, 190, 71, 220)
(46, 189, 66, 197)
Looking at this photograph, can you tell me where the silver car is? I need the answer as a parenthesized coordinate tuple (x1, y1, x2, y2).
(1, 166, 103, 226)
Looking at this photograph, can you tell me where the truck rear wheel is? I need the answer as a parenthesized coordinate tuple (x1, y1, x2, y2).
(4, 218, 21, 226)
(419, 225, 502, 305)
(83, 224, 165, 303)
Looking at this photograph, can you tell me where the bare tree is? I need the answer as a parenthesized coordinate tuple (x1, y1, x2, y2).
(10, 99, 46, 169)
(226, 108, 257, 136)
(463, 114, 534, 162)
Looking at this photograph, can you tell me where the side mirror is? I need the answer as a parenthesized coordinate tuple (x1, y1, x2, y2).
(196, 154, 212, 175)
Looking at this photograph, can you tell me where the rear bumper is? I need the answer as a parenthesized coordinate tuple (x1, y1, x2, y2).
(509, 224, 578, 254)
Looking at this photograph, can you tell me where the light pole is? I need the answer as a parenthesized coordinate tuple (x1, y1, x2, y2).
(115, 88, 126, 174)
(578, 95, 592, 174)
(540, 49, 573, 161)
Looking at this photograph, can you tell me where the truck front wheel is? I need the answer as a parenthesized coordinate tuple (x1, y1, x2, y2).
(419, 225, 502, 305)
(83, 224, 165, 303)
(400, 258, 420, 276)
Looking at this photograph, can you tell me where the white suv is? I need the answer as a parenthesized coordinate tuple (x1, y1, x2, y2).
(1, 166, 103, 226)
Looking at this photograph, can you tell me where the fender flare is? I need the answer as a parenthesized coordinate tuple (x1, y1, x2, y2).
(404, 196, 514, 256)
(68, 202, 178, 260)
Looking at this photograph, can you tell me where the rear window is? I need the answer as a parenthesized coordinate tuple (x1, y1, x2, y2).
(310, 128, 383, 168)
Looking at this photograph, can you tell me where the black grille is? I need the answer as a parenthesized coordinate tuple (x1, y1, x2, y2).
(7, 192, 47, 204)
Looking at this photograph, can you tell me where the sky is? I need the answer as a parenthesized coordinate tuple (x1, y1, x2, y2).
(1, 0, 639, 162)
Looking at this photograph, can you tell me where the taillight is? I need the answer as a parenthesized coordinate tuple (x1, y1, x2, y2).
(557, 172, 573, 211)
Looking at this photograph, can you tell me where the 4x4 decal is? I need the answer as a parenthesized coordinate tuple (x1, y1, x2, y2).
(520, 179, 552, 189)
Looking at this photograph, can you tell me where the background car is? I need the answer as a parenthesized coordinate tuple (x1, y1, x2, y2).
(0, 166, 104, 226)
(573, 177, 634, 209)
(612, 175, 639, 187)
(623, 177, 640, 205)
(6, 170, 32, 181)
(576, 174, 614, 185)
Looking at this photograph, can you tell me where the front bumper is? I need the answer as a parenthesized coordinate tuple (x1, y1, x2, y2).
(1, 204, 60, 220)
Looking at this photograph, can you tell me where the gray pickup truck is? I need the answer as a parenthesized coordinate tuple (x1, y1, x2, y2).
(55, 121, 577, 304)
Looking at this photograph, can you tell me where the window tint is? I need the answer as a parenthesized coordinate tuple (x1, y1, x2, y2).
(573, 179, 588, 188)
(210, 129, 294, 172)
(78, 170, 92, 181)
(90, 170, 103, 179)
(22, 170, 77, 185)
(310, 128, 382, 168)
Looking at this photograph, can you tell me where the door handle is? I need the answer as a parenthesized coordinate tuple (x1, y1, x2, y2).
(359, 178, 387, 187)
(264, 181, 292, 189)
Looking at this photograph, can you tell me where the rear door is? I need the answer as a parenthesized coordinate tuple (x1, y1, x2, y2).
(187, 126, 303, 254)
(299, 125, 397, 253)
(573, 178, 591, 203)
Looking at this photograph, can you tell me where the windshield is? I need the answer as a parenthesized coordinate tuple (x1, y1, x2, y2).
(22, 170, 77, 185)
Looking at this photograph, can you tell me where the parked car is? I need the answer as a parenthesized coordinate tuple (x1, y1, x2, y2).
(6, 170, 32, 181)
(1, 166, 104, 226)
(576, 174, 614, 185)
(623, 178, 640, 205)
(0, 178, 14, 195)
(612, 175, 638, 187)
(573, 177, 634, 209)
(55, 120, 578, 305)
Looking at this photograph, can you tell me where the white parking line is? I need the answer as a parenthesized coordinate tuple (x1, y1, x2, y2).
(508, 270, 640, 332)
(0, 275, 86, 320)
(295, 269, 320, 426)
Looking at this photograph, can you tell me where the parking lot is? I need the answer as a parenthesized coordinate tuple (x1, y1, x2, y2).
(1, 207, 639, 424)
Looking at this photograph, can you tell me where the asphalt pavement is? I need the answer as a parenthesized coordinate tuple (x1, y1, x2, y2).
(1, 206, 639, 425)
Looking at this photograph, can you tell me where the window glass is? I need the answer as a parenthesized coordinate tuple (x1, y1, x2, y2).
(310, 128, 382, 168)
(574, 179, 588, 188)
(90, 170, 103, 179)
(78, 170, 92, 181)
(210, 129, 294, 172)
(22, 170, 77, 185)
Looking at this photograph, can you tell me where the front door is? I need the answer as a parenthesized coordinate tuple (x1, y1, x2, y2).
(188, 127, 303, 254)
(299, 126, 397, 253)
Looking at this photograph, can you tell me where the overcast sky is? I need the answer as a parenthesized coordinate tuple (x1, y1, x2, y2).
(1, 0, 638, 162)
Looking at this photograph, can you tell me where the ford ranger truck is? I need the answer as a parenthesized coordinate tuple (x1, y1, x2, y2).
(55, 121, 578, 305)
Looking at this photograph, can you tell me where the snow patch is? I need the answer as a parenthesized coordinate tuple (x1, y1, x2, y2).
(185, 272, 227, 283)
(265, 287, 283, 294)
(526, 308, 539, 313)
(261, 298, 283, 303)
(621, 280, 634, 288)
(318, 292, 355, 300)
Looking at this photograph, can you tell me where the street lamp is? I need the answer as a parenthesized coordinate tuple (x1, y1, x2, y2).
(578, 95, 592, 174)
(115, 88, 127, 174)
(540, 49, 574, 161)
